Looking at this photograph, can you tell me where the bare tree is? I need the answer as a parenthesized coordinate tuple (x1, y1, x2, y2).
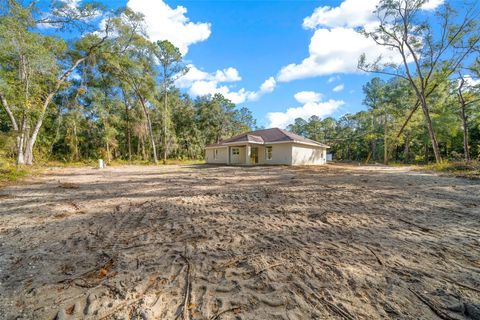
(456, 75, 480, 161)
(359, 0, 479, 163)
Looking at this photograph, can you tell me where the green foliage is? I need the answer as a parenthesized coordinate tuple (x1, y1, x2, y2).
(0, 164, 29, 184)
(423, 161, 480, 179)
(288, 76, 480, 164)
(0, 0, 477, 168)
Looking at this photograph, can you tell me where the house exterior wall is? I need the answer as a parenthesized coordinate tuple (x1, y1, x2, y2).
(261, 143, 292, 165)
(205, 147, 228, 164)
(206, 143, 327, 165)
(230, 146, 246, 164)
(291, 143, 326, 165)
(257, 146, 266, 164)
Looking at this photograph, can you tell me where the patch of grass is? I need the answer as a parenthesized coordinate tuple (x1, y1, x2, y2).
(41, 160, 98, 168)
(0, 162, 32, 185)
(421, 161, 480, 179)
(163, 159, 205, 165)
(108, 158, 205, 166)
(108, 159, 156, 166)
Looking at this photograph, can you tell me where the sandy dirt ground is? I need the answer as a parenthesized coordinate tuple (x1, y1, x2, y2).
(0, 164, 479, 320)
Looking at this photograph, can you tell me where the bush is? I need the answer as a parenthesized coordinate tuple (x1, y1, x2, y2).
(423, 161, 480, 179)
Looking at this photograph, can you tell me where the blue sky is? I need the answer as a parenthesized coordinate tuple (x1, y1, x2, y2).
(168, 0, 362, 127)
(54, 0, 447, 128)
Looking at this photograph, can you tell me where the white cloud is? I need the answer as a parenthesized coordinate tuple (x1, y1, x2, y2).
(294, 91, 323, 104)
(464, 75, 480, 87)
(422, 0, 445, 11)
(176, 65, 275, 104)
(214, 68, 241, 82)
(246, 77, 277, 101)
(458, 75, 480, 91)
(127, 0, 211, 55)
(260, 77, 276, 93)
(267, 92, 344, 128)
(303, 0, 444, 30)
(333, 84, 345, 92)
(302, 0, 378, 30)
(327, 75, 340, 83)
(278, 0, 445, 82)
(60, 0, 81, 9)
(278, 27, 404, 81)
(176, 65, 241, 88)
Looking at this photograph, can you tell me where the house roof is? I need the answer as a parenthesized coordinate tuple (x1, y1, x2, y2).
(206, 128, 329, 148)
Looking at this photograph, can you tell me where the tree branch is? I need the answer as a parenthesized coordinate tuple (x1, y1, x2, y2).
(0, 91, 19, 131)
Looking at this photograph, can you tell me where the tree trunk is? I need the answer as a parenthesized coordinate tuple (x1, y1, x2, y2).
(24, 92, 56, 165)
(424, 138, 429, 163)
(16, 114, 27, 165)
(163, 70, 168, 165)
(106, 141, 111, 163)
(73, 120, 79, 161)
(419, 98, 442, 163)
(383, 112, 388, 165)
(404, 132, 410, 163)
(141, 136, 146, 160)
(460, 104, 470, 162)
(137, 136, 141, 158)
(126, 103, 132, 161)
(122, 88, 132, 161)
(0, 92, 24, 164)
(139, 96, 158, 164)
(370, 140, 376, 162)
(457, 78, 470, 162)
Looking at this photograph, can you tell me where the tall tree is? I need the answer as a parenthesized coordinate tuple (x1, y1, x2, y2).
(155, 40, 188, 164)
(456, 74, 480, 161)
(363, 78, 388, 163)
(359, 0, 480, 163)
(97, 9, 160, 163)
(0, 0, 108, 164)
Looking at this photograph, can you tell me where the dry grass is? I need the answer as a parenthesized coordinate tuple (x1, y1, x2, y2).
(422, 161, 480, 179)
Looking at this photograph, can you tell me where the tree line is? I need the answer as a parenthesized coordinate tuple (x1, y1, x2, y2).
(289, 0, 479, 164)
(1, 0, 479, 166)
(288, 75, 480, 164)
(0, 1, 256, 165)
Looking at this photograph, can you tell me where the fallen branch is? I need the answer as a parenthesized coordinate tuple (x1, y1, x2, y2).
(444, 277, 480, 293)
(398, 218, 432, 233)
(98, 296, 146, 320)
(366, 246, 383, 266)
(175, 254, 192, 320)
(308, 289, 356, 320)
(98, 276, 158, 320)
(255, 263, 283, 276)
(209, 306, 242, 320)
(57, 258, 115, 285)
(321, 298, 356, 320)
(408, 289, 456, 320)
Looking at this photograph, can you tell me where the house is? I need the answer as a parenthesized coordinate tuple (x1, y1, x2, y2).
(205, 128, 329, 165)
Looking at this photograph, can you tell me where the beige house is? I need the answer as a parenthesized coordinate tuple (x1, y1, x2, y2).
(205, 128, 329, 166)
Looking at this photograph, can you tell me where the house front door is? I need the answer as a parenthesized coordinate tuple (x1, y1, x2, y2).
(250, 147, 258, 164)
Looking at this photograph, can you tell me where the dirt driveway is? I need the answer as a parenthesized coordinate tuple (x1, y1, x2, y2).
(0, 164, 479, 319)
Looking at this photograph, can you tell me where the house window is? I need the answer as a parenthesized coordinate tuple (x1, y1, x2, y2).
(266, 146, 273, 160)
(214, 149, 219, 160)
(232, 148, 240, 155)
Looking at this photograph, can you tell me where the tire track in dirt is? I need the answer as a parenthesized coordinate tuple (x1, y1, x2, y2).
(0, 164, 479, 319)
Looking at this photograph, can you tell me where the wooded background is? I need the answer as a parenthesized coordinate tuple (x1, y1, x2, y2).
(0, 0, 479, 166)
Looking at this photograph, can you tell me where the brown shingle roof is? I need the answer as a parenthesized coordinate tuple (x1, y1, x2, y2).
(205, 128, 329, 148)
